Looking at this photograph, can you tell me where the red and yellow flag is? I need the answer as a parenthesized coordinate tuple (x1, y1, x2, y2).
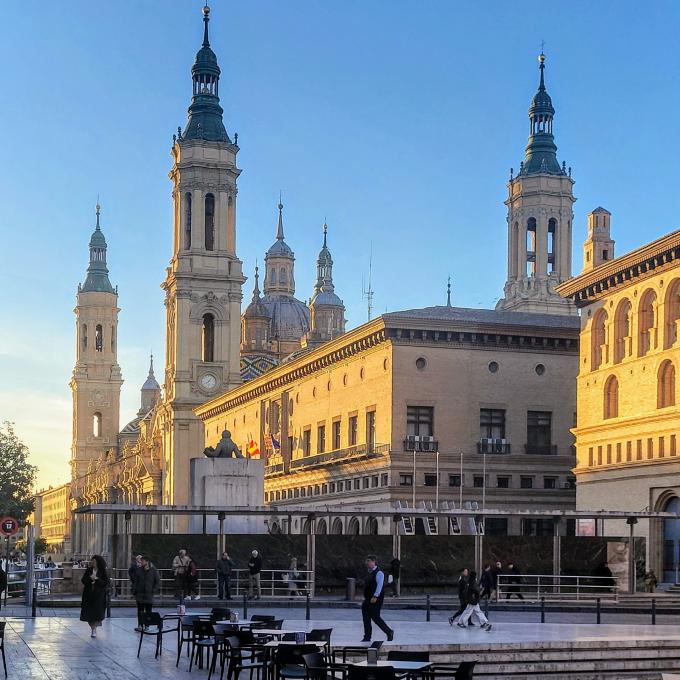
(247, 439, 261, 458)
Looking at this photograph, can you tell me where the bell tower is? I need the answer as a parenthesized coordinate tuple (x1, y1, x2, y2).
(583, 207, 615, 272)
(70, 204, 123, 480)
(159, 5, 245, 507)
(496, 53, 577, 316)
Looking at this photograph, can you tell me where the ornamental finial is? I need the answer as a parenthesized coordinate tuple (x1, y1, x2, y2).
(202, 4, 211, 47)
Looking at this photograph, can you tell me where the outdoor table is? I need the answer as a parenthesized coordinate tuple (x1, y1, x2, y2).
(253, 629, 306, 637)
(263, 640, 328, 649)
(353, 660, 432, 672)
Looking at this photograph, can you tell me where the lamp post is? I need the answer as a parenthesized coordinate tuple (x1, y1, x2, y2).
(482, 451, 487, 512)
(412, 449, 416, 509)
(435, 450, 440, 509)
(459, 451, 464, 508)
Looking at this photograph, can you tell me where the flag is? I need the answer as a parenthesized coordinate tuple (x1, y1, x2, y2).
(271, 436, 281, 451)
(247, 439, 261, 458)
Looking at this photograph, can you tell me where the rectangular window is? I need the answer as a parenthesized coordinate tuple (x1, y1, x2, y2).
(353, 478, 360, 490)
(337, 481, 343, 492)
(473, 475, 484, 488)
(588, 447, 594, 466)
(497, 476, 510, 489)
(366, 410, 376, 450)
(647, 438, 654, 459)
(330, 482, 336, 493)
(520, 476, 533, 489)
(543, 477, 556, 489)
(616, 442, 622, 463)
(302, 429, 311, 457)
(363, 477, 370, 489)
(449, 474, 462, 487)
(527, 411, 552, 453)
(626, 441, 632, 462)
(406, 406, 434, 437)
(399, 474, 413, 486)
(371, 476, 379, 488)
(322, 484, 327, 494)
(424, 473, 438, 487)
(480, 408, 506, 439)
(317, 424, 326, 454)
(606, 444, 612, 464)
(522, 518, 554, 536)
(381, 473, 389, 486)
(637, 439, 642, 460)
(672, 435, 677, 456)
(486, 518, 508, 536)
(332, 420, 341, 450)
(659, 437, 665, 458)
(314, 485, 320, 496)
(294, 488, 299, 498)
(597, 446, 602, 465)
(348, 416, 358, 446)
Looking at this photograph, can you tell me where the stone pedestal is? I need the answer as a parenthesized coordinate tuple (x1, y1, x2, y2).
(189, 458, 265, 534)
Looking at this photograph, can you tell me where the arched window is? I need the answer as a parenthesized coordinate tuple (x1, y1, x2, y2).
(279, 267, 287, 284)
(331, 518, 343, 535)
(110, 325, 116, 353)
(270, 268, 276, 283)
(613, 299, 632, 363)
(603, 375, 619, 419)
(95, 324, 103, 352)
(658, 360, 676, 408)
(366, 517, 379, 535)
(638, 289, 657, 356)
(93, 412, 103, 437)
(316, 519, 327, 535)
(547, 218, 557, 273)
(665, 279, 680, 348)
(205, 193, 215, 251)
(184, 192, 192, 249)
(526, 218, 537, 276)
(347, 517, 360, 535)
(81, 323, 88, 352)
(591, 309, 608, 370)
(202, 313, 215, 362)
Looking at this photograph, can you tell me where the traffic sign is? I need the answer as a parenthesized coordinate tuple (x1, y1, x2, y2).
(0, 518, 19, 537)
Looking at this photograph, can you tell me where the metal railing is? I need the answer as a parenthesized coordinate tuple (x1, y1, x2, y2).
(496, 574, 619, 602)
(290, 443, 389, 470)
(477, 440, 511, 454)
(110, 567, 314, 602)
(524, 444, 558, 455)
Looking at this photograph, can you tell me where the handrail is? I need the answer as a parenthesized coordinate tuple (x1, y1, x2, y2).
(289, 443, 389, 470)
(496, 574, 619, 602)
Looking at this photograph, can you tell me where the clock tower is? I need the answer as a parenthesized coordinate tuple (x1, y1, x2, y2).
(158, 5, 245, 507)
(70, 204, 123, 480)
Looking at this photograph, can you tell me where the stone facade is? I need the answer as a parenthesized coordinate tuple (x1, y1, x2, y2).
(557, 225, 680, 581)
(32, 484, 72, 559)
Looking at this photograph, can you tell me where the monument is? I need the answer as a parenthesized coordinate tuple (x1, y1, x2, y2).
(189, 431, 265, 534)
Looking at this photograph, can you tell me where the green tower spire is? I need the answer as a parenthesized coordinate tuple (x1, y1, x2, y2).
(81, 203, 115, 294)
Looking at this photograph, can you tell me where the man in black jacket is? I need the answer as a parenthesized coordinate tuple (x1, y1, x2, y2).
(216, 552, 234, 600)
(248, 550, 263, 600)
(361, 556, 394, 642)
(448, 568, 470, 625)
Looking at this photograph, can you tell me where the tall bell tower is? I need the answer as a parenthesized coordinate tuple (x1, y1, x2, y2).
(158, 5, 245, 506)
(70, 204, 123, 480)
(496, 53, 577, 316)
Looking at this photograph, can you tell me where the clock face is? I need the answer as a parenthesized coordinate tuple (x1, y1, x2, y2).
(200, 373, 217, 390)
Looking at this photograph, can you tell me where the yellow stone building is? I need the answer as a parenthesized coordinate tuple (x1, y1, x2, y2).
(32, 484, 72, 559)
(558, 219, 680, 582)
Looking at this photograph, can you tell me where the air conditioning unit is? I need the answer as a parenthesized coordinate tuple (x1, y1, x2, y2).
(420, 436, 435, 451)
(406, 435, 418, 450)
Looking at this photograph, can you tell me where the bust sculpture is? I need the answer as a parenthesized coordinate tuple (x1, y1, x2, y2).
(203, 430, 243, 459)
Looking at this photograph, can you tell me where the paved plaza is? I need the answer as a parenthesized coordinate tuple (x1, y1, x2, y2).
(4, 609, 680, 679)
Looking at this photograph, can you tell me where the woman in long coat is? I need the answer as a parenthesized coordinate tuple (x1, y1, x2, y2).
(80, 555, 109, 638)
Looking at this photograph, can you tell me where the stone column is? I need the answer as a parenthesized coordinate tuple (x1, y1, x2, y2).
(536, 214, 548, 278)
(517, 219, 528, 280)
(191, 189, 204, 251)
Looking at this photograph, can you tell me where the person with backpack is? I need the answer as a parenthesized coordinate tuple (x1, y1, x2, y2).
(186, 555, 200, 600)
(457, 570, 492, 631)
(172, 548, 191, 600)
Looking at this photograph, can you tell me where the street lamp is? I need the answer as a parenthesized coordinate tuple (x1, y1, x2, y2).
(435, 450, 440, 509)
(412, 449, 416, 509)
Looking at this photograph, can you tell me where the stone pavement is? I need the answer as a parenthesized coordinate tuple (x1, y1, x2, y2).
(4, 613, 680, 679)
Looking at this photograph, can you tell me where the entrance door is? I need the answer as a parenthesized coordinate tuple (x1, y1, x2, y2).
(663, 497, 680, 583)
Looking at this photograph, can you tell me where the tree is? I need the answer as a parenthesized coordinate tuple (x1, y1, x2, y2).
(15, 537, 48, 556)
(0, 422, 37, 521)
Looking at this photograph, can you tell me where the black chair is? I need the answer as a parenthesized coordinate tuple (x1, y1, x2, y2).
(302, 651, 347, 680)
(136, 612, 180, 659)
(335, 641, 383, 664)
(220, 635, 270, 680)
(253, 619, 284, 643)
(386, 652, 430, 663)
(176, 614, 201, 666)
(426, 662, 476, 680)
(251, 614, 276, 622)
(307, 628, 332, 662)
(276, 644, 321, 680)
(189, 620, 219, 672)
(348, 667, 396, 680)
(0, 622, 6, 678)
(211, 607, 232, 623)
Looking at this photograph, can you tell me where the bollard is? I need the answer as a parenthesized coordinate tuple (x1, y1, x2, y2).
(426, 594, 431, 622)
(345, 578, 356, 601)
(243, 592, 248, 619)
(306, 593, 311, 621)
(596, 598, 601, 624)
(652, 598, 656, 625)
(540, 597, 545, 623)
(32, 586, 37, 618)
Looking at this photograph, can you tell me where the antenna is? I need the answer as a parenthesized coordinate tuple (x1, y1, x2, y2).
(362, 244, 374, 321)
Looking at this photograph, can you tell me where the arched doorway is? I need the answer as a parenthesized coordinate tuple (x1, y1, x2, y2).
(317, 519, 327, 535)
(365, 517, 378, 535)
(331, 518, 343, 535)
(348, 517, 361, 535)
(663, 497, 680, 582)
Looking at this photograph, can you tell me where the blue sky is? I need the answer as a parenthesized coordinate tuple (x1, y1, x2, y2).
(2, 1, 680, 487)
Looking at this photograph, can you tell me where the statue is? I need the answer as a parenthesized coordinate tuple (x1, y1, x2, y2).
(203, 430, 244, 459)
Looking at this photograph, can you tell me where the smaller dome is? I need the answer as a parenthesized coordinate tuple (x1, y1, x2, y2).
(262, 294, 310, 341)
(89, 227, 107, 248)
(244, 297, 270, 319)
(267, 239, 293, 256)
(142, 374, 160, 392)
(530, 88, 554, 115)
(311, 290, 343, 307)
(192, 46, 220, 75)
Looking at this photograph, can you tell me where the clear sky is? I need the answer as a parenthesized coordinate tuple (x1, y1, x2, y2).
(2, 1, 680, 489)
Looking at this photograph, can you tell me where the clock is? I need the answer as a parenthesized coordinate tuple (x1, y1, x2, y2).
(199, 373, 218, 391)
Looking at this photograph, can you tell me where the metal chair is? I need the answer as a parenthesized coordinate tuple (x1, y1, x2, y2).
(276, 644, 322, 680)
(426, 662, 476, 680)
(302, 651, 348, 680)
(176, 614, 201, 666)
(136, 612, 179, 659)
(335, 641, 383, 664)
(219, 635, 270, 680)
(348, 667, 396, 680)
(189, 620, 218, 672)
(386, 652, 429, 662)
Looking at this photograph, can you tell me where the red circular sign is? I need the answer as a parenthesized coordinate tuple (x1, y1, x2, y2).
(0, 518, 19, 537)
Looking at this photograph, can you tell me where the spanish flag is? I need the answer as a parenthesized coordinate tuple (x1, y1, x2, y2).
(247, 438, 261, 458)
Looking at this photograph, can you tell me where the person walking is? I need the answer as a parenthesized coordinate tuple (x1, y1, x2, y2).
(505, 563, 524, 600)
(0, 564, 7, 607)
(216, 552, 234, 600)
(128, 554, 141, 596)
(80, 555, 109, 638)
(287, 557, 300, 598)
(186, 555, 200, 600)
(133, 556, 159, 632)
(172, 549, 191, 601)
(389, 557, 401, 598)
(491, 561, 502, 599)
(448, 568, 470, 625)
(457, 571, 492, 631)
(480, 564, 494, 601)
(361, 555, 394, 642)
(645, 570, 658, 593)
(248, 549, 262, 600)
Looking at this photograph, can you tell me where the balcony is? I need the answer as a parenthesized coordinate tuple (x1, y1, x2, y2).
(524, 444, 558, 455)
(403, 436, 439, 452)
(286, 442, 389, 472)
(477, 438, 511, 454)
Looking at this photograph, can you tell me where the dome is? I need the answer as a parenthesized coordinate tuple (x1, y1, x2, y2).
(89, 227, 107, 248)
(261, 294, 310, 341)
(529, 88, 554, 115)
(311, 290, 343, 307)
(244, 297, 270, 319)
(142, 373, 160, 392)
(193, 45, 220, 71)
(267, 238, 293, 256)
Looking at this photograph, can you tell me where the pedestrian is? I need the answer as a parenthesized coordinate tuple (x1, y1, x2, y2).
(480, 564, 493, 600)
(80, 555, 109, 638)
(448, 568, 470, 625)
(248, 549, 262, 600)
(389, 557, 401, 598)
(491, 561, 502, 599)
(172, 548, 191, 600)
(644, 570, 658, 593)
(186, 554, 200, 600)
(216, 551, 234, 600)
(128, 554, 141, 594)
(505, 563, 524, 600)
(0, 564, 6, 602)
(287, 557, 300, 598)
(457, 571, 492, 631)
(133, 555, 159, 632)
(361, 555, 394, 642)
